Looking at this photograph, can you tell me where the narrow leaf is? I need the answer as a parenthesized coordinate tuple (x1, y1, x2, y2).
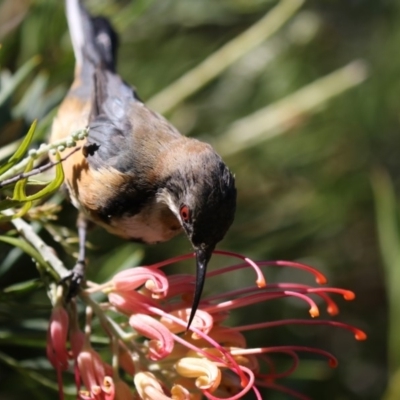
(0, 235, 49, 272)
(12, 158, 34, 201)
(0, 120, 37, 178)
(0, 56, 41, 106)
(2, 279, 42, 297)
(8, 120, 37, 163)
(13, 201, 33, 218)
(0, 199, 24, 213)
(22, 152, 64, 202)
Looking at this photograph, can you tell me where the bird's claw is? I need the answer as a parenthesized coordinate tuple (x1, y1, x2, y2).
(60, 260, 86, 300)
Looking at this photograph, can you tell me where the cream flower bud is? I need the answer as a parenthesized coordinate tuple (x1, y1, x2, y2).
(134, 372, 171, 400)
(175, 357, 221, 392)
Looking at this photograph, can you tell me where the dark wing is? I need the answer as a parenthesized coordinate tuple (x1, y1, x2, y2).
(83, 66, 183, 175)
(83, 67, 139, 173)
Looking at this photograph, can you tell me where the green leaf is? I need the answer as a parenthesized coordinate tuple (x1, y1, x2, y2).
(0, 199, 24, 213)
(0, 120, 37, 176)
(8, 120, 38, 164)
(12, 158, 33, 202)
(0, 235, 50, 272)
(2, 279, 42, 297)
(22, 153, 65, 202)
(0, 351, 76, 394)
(372, 168, 400, 373)
(0, 56, 41, 106)
(13, 201, 33, 219)
(25, 179, 52, 185)
(0, 139, 23, 164)
(0, 153, 64, 217)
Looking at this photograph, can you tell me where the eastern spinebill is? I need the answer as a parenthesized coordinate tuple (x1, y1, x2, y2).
(51, 0, 237, 327)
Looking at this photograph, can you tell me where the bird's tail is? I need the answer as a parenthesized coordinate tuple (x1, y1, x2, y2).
(66, 0, 119, 75)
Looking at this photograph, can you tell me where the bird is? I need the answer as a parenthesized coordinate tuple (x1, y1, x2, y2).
(50, 0, 237, 327)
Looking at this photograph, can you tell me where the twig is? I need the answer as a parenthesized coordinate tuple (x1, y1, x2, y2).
(147, 0, 304, 114)
(5, 210, 70, 280)
(0, 147, 81, 188)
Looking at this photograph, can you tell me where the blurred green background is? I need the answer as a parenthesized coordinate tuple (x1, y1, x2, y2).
(1, 0, 400, 398)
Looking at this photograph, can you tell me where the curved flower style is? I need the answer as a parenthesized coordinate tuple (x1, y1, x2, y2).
(47, 251, 366, 400)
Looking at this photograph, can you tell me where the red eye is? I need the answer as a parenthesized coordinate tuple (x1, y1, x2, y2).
(180, 205, 190, 222)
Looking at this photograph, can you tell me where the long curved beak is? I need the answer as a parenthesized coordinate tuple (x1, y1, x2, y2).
(187, 245, 213, 329)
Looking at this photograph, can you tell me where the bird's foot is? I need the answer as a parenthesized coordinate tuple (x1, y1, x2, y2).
(60, 260, 86, 300)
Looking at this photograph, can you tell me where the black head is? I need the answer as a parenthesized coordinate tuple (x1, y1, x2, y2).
(160, 143, 237, 327)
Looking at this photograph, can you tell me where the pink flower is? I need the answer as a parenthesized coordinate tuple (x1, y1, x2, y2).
(75, 340, 113, 400)
(109, 267, 169, 298)
(129, 313, 174, 360)
(72, 334, 133, 400)
(82, 250, 366, 400)
(46, 304, 69, 370)
(46, 294, 69, 400)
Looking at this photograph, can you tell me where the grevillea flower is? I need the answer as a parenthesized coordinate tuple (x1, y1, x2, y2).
(46, 287, 69, 400)
(75, 341, 111, 399)
(80, 251, 366, 400)
(70, 324, 134, 400)
(72, 306, 116, 400)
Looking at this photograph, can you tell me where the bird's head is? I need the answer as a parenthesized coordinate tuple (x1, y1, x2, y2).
(158, 141, 236, 327)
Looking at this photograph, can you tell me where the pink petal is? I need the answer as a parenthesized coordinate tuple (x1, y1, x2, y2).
(76, 345, 106, 394)
(129, 314, 174, 360)
(163, 274, 195, 299)
(108, 291, 157, 315)
(70, 328, 85, 360)
(47, 304, 69, 370)
(111, 267, 168, 298)
(101, 376, 115, 400)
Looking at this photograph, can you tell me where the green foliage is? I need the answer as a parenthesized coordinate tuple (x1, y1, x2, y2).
(0, 120, 37, 175)
(0, 120, 65, 221)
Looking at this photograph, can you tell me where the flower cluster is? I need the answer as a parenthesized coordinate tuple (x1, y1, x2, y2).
(46, 251, 366, 400)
